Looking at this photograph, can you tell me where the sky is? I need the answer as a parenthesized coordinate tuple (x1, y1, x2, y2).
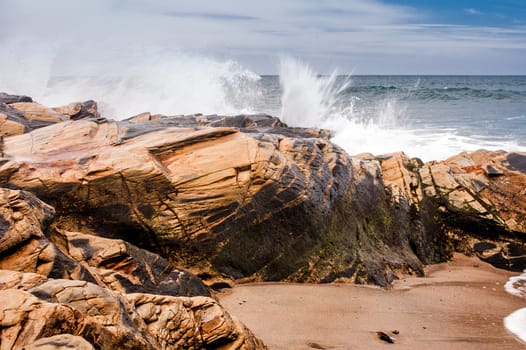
(0, 0, 525, 74)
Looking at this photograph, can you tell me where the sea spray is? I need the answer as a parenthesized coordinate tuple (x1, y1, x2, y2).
(45, 51, 262, 119)
(1, 45, 525, 161)
(0, 41, 262, 119)
(505, 308, 526, 344)
(279, 56, 350, 128)
(276, 60, 526, 161)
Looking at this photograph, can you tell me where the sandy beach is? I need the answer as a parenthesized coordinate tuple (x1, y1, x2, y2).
(218, 254, 526, 349)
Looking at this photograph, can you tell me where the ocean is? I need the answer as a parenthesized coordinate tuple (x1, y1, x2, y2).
(38, 58, 526, 162)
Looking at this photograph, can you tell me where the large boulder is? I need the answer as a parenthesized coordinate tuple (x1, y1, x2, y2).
(0, 188, 209, 297)
(0, 115, 429, 285)
(0, 273, 265, 349)
(0, 94, 101, 137)
(0, 94, 525, 286)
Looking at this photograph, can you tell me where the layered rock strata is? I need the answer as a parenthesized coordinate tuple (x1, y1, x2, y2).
(0, 93, 524, 286)
(0, 186, 265, 349)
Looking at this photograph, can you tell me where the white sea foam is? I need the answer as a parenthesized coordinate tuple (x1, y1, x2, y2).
(504, 271, 526, 344)
(505, 308, 526, 344)
(277, 58, 526, 161)
(505, 270, 526, 299)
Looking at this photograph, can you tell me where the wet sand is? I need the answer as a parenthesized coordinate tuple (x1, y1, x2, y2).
(217, 254, 526, 349)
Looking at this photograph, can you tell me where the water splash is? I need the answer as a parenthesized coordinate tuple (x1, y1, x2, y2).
(0, 42, 262, 119)
(277, 59, 526, 161)
(279, 56, 350, 128)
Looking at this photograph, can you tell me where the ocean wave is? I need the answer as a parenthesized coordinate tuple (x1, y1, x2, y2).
(339, 85, 526, 101)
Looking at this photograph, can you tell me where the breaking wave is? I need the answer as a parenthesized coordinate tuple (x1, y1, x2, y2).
(1, 44, 525, 161)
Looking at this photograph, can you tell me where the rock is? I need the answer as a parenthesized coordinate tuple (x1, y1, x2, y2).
(0, 188, 97, 281)
(49, 229, 210, 297)
(0, 103, 31, 136)
(0, 98, 100, 138)
(1, 103, 525, 284)
(0, 116, 428, 286)
(29, 279, 158, 349)
(22, 334, 95, 350)
(0, 289, 84, 349)
(0, 187, 209, 297)
(53, 100, 100, 120)
(128, 293, 267, 349)
(0, 270, 48, 290)
(1, 95, 525, 285)
(376, 331, 396, 343)
(0, 188, 264, 348)
(0, 92, 33, 104)
(8, 102, 69, 129)
(0, 272, 266, 349)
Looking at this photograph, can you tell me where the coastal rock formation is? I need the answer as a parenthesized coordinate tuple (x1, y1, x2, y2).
(0, 91, 524, 348)
(0, 93, 524, 287)
(0, 187, 266, 349)
(0, 272, 264, 349)
(0, 92, 100, 137)
(0, 188, 209, 297)
(0, 113, 428, 286)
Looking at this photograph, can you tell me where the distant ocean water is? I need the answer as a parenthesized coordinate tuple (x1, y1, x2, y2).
(263, 68, 526, 162)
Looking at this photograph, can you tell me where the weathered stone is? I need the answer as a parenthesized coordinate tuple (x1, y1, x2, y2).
(1, 94, 525, 286)
(8, 102, 69, 129)
(22, 334, 95, 350)
(0, 187, 209, 297)
(0, 92, 33, 104)
(28, 279, 157, 349)
(0, 270, 48, 291)
(0, 272, 266, 349)
(0, 289, 84, 350)
(53, 100, 100, 120)
(0, 103, 30, 136)
(49, 229, 210, 297)
(128, 293, 267, 349)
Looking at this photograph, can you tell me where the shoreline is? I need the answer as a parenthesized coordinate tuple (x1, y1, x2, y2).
(218, 254, 526, 349)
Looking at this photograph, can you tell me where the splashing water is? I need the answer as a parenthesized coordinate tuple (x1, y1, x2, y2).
(0, 43, 262, 119)
(277, 58, 526, 161)
(279, 57, 350, 128)
(1, 45, 525, 161)
(45, 52, 262, 119)
(504, 271, 526, 343)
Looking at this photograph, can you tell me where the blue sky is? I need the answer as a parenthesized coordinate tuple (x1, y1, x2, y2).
(0, 0, 525, 74)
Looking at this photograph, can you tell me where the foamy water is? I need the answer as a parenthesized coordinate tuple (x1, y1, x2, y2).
(1, 49, 525, 162)
(505, 271, 526, 343)
(277, 58, 526, 161)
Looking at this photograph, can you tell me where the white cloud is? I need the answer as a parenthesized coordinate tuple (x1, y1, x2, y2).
(0, 0, 525, 74)
(464, 8, 483, 15)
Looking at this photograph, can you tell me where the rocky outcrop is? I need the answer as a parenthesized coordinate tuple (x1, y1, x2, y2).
(0, 189, 265, 349)
(0, 271, 263, 349)
(0, 92, 524, 348)
(0, 96, 525, 287)
(0, 93, 100, 137)
(0, 188, 208, 297)
(0, 114, 428, 286)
